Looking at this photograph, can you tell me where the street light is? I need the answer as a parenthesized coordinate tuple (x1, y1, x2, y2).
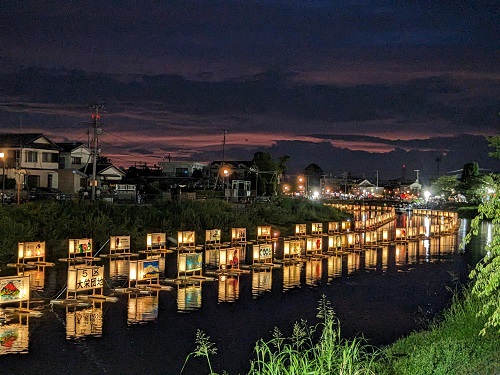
(222, 167, 230, 201)
(0, 152, 4, 205)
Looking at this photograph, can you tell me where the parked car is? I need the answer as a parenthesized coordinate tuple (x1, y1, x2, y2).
(29, 187, 66, 201)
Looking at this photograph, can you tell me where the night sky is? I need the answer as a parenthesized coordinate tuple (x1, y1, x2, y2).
(1, 1, 499, 181)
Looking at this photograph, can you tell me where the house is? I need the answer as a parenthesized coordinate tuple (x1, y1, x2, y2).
(0, 133, 60, 192)
(87, 163, 126, 191)
(158, 160, 208, 177)
(57, 142, 92, 195)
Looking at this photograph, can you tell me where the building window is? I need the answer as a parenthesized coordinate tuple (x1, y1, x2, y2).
(175, 167, 189, 177)
(71, 157, 82, 165)
(42, 152, 58, 163)
(26, 151, 38, 163)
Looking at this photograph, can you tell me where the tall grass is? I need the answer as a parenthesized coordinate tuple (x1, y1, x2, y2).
(0, 198, 348, 262)
(183, 296, 381, 375)
(381, 287, 500, 375)
(248, 296, 380, 375)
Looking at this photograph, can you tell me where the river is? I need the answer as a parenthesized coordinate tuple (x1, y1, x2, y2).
(0, 214, 489, 375)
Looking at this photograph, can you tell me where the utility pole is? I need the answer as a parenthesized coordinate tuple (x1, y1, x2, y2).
(216, 129, 229, 195)
(374, 170, 379, 187)
(221, 128, 229, 163)
(342, 171, 348, 195)
(89, 105, 105, 201)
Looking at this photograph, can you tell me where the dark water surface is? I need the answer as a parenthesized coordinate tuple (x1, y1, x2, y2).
(0, 217, 487, 375)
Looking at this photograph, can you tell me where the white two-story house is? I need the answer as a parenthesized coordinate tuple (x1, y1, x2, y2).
(0, 133, 60, 191)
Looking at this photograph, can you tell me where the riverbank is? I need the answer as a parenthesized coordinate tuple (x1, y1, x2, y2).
(181, 253, 470, 374)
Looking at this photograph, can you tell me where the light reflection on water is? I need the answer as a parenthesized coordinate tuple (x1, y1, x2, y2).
(0, 214, 492, 374)
(66, 305, 103, 339)
(251, 269, 272, 298)
(127, 293, 159, 325)
(218, 275, 240, 303)
(177, 283, 202, 312)
(282, 263, 301, 291)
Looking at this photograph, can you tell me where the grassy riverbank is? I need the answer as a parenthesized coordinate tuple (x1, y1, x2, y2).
(184, 285, 499, 375)
(0, 197, 349, 262)
(380, 289, 499, 375)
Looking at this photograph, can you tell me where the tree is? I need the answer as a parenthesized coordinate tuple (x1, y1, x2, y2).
(303, 163, 324, 190)
(252, 152, 277, 196)
(487, 135, 500, 159)
(466, 174, 500, 334)
(465, 143, 500, 334)
(460, 162, 482, 203)
(431, 175, 459, 200)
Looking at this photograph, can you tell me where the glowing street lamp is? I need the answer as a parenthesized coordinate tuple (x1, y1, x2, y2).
(221, 167, 230, 200)
(424, 190, 431, 202)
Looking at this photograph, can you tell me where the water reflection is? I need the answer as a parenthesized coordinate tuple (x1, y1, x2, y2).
(327, 255, 342, 280)
(282, 263, 301, 291)
(21, 268, 45, 291)
(177, 283, 202, 312)
(109, 259, 129, 285)
(218, 275, 240, 303)
(0, 317, 29, 355)
(305, 259, 322, 286)
(364, 248, 378, 270)
(1, 210, 485, 375)
(66, 305, 103, 339)
(251, 270, 272, 298)
(127, 292, 159, 325)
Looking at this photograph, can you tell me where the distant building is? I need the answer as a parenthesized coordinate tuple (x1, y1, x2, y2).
(209, 160, 254, 180)
(159, 160, 208, 177)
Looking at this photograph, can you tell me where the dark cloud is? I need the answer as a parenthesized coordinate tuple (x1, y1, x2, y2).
(0, 2, 498, 178)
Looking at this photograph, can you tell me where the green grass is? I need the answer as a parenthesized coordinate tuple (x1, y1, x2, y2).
(184, 291, 499, 375)
(380, 288, 500, 375)
(184, 296, 382, 375)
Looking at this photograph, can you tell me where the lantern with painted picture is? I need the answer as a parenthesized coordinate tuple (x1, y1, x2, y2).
(129, 259, 160, 287)
(295, 224, 306, 237)
(178, 252, 203, 278)
(257, 225, 272, 241)
(395, 228, 407, 241)
(18, 241, 46, 264)
(147, 232, 166, 250)
(328, 221, 340, 234)
(311, 222, 323, 235)
(231, 227, 246, 243)
(219, 247, 240, 270)
(205, 229, 221, 245)
(0, 275, 30, 309)
(341, 221, 351, 232)
(110, 235, 131, 254)
(68, 238, 93, 260)
(178, 230, 196, 248)
(306, 237, 322, 255)
(283, 239, 302, 259)
(252, 243, 272, 264)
